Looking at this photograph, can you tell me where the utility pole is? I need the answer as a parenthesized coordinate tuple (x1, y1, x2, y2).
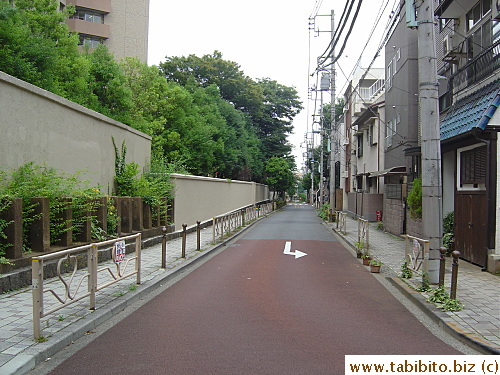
(416, 0, 442, 283)
(329, 10, 336, 215)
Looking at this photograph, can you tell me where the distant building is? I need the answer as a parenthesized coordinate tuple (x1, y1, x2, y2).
(60, 0, 150, 62)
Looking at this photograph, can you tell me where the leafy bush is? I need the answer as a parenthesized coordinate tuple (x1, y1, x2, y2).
(400, 259, 413, 279)
(407, 178, 422, 219)
(0, 196, 13, 264)
(1, 162, 99, 250)
(442, 211, 454, 252)
(317, 204, 330, 220)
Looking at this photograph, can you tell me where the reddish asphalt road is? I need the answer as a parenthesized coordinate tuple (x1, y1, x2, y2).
(48, 205, 460, 374)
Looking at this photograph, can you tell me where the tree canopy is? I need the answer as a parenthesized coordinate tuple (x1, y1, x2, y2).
(0, 1, 302, 186)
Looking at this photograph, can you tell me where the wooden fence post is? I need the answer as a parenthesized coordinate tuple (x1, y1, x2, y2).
(0, 198, 23, 259)
(132, 197, 143, 232)
(55, 198, 73, 247)
(30, 198, 50, 252)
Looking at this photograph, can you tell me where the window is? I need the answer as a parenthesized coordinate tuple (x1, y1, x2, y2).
(357, 133, 364, 157)
(460, 145, 486, 186)
(385, 117, 397, 148)
(79, 36, 104, 48)
(368, 124, 376, 146)
(71, 9, 104, 24)
(466, 0, 491, 31)
(386, 61, 393, 89)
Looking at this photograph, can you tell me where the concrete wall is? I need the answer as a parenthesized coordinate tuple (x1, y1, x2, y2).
(170, 174, 270, 227)
(0, 71, 151, 193)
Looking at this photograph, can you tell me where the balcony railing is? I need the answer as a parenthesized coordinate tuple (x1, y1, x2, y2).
(448, 39, 499, 95)
(358, 78, 385, 101)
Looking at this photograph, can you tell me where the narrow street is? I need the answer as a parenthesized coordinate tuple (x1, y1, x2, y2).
(41, 205, 462, 374)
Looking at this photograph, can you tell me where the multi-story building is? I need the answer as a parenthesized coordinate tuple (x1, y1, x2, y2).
(341, 66, 386, 221)
(381, 2, 421, 236)
(435, 0, 499, 269)
(60, 0, 150, 62)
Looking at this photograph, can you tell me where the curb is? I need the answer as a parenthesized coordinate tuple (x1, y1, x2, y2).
(327, 219, 499, 355)
(1, 213, 273, 375)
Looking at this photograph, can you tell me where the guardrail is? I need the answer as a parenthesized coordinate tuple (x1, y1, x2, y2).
(32, 233, 141, 339)
(358, 218, 370, 256)
(336, 211, 347, 235)
(212, 201, 273, 243)
(404, 234, 429, 275)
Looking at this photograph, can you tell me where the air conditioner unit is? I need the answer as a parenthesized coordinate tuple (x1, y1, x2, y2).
(493, 3, 500, 20)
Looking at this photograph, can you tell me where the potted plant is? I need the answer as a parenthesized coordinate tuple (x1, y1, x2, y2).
(361, 253, 372, 266)
(354, 240, 365, 258)
(369, 259, 382, 273)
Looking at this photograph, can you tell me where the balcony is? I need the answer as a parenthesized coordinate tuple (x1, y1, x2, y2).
(69, 0, 111, 13)
(353, 78, 385, 115)
(448, 39, 499, 94)
(67, 18, 110, 39)
(435, 0, 475, 18)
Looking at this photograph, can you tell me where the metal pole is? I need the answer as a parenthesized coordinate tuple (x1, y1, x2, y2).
(89, 245, 97, 310)
(450, 250, 460, 299)
(329, 9, 336, 216)
(439, 247, 447, 287)
(196, 220, 201, 250)
(135, 233, 141, 284)
(32, 258, 42, 340)
(161, 226, 167, 268)
(181, 223, 187, 258)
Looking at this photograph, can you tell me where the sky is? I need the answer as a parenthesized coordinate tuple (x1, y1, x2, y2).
(147, 0, 398, 169)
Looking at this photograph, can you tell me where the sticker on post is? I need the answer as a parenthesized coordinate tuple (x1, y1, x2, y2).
(114, 240, 126, 263)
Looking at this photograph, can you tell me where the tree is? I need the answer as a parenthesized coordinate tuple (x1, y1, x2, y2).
(254, 78, 303, 159)
(159, 51, 264, 116)
(265, 157, 296, 200)
(85, 44, 133, 125)
(0, 0, 92, 102)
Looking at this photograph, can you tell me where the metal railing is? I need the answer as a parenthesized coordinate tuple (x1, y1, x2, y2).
(212, 201, 273, 243)
(404, 234, 429, 275)
(32, 233, 141, 339)
(449, 39, 499, 95)
(336, 211, 347, 235)
(358, 218, 370, 256)
(358, 78, 385, 101)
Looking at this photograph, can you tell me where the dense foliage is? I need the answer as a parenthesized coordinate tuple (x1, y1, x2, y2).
(0, 0, 302, 184)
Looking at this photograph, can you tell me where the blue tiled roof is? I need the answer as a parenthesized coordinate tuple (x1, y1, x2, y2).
(440, 79, 500, 141)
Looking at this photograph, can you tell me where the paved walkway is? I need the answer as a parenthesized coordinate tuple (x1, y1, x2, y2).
(0, 224, 227, 375)
(325, 213, 500, 355)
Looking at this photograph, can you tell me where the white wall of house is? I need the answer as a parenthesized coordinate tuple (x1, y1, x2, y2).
(442, 150, 455, 216)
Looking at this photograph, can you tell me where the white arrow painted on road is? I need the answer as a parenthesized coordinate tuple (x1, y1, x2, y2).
(283, 241, 307, 259)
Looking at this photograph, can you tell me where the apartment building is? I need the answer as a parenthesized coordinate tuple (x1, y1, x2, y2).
(341, 66, 386, 221)
(60, 0, 150, 62)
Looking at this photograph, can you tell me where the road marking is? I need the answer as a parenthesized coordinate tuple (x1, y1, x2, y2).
(283, 241, 307, 259)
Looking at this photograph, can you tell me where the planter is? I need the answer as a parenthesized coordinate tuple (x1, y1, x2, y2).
(362, 257, 371, 266)
(370, 264, 381, 273)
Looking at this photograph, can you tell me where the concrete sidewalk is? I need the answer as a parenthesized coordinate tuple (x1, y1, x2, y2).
(325, 213, 500, 355)
(0, 220, 261, 375)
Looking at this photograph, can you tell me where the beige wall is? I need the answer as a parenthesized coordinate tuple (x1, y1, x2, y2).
(106, 0, 150, 63)
(0, 71, 151, 194)
(170, 174, 270, 226)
